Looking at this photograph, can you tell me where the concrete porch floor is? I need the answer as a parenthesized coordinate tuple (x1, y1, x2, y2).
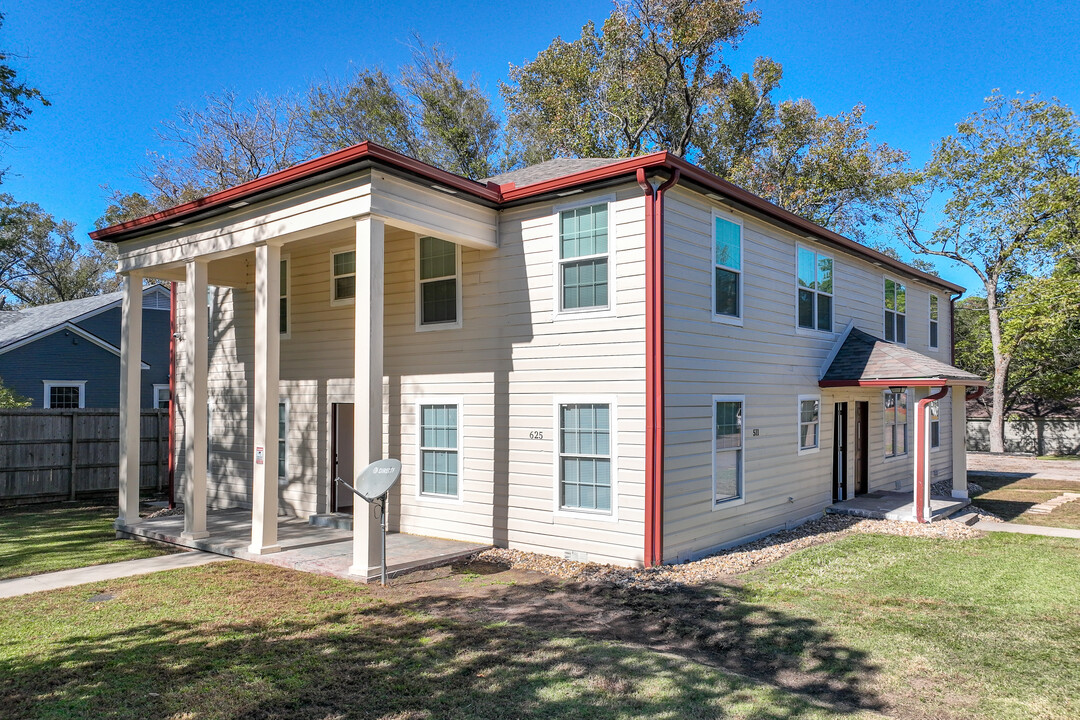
(826, 491, 970, 522)
(116, 509, 490, 582)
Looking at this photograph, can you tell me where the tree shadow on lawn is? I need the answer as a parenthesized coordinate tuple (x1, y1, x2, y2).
(0, 572, 883, 719)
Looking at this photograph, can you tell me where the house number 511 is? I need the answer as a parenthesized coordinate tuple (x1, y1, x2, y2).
(529, 431, 544, 440)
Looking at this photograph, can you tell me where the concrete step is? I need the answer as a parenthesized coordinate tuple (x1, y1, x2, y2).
(308, 513, 353, 531)
(950, 511, 982, 526)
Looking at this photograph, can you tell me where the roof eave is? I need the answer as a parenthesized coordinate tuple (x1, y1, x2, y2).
(819, 377, 988, 388)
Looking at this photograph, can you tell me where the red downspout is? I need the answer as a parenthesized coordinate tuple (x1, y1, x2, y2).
(167, 281, 177, 509)
(639, 167, 680, 567)
(966, 387, 985, 402)
(915, 386, 949, 522)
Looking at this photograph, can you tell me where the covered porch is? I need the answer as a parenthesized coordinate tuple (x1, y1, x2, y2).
(107, 148, 500, 579)
(820, 326, 987, 522)
(116, 509, 489, 582)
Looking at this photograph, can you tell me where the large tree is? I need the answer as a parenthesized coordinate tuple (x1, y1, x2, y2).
(0, 195, 118, 306)
(891, 91, 1080, 451)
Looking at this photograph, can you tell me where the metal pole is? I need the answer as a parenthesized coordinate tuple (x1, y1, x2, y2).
(380, 494, 388, 586)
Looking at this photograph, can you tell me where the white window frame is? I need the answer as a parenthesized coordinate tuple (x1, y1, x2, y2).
(929, 293, 939, 350)
(551, 196, 616, 321)
(795, 244, 835, 334)
(797, 394, 821, 455)
(883, 389, 909, 460)
(330, 247, 357, 307)
(278, 399, 289, 482)
(153, 384, 170, 410)
(929, 399, 941, 451)
(414, 235, 463, 332)
(883, 277, 907, 344)
(280, 254, 291, 339)
(711, 394, 746, 509)
(711, 209, 744, 326)
(552, 395, 619, 521)
(415, 396, 464, 504)
(42, 380, 86, 409)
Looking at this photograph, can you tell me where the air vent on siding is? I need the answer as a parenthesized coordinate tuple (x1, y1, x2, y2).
(144, 289, 171, 310)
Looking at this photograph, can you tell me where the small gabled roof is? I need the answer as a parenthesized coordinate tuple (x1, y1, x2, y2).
(820, 328, 985, 387)
(0, 285, 169, 352)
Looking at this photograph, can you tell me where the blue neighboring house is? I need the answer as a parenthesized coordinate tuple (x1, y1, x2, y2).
(0, 285, 172, 409)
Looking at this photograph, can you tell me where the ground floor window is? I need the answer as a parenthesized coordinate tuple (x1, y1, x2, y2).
(928, 400, 940, 449)
(43, 381, 85, 409)
(153, 384, 170, 409)
(798, 396, 820, 452)
(713, 397, 744, 504)
(885, 390, 908, 457)
(278, 401, 288, 480)
(558, 402, 612, 512)
(419, 403, 459, 497)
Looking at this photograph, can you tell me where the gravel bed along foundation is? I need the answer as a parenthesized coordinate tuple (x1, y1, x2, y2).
(476, 514, 983, 591)
(930, 480, 984, 496)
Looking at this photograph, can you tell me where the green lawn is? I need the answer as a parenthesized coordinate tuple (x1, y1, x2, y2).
(0, 504, 173, 580)
(969, 473, 1080, 530)
(1, 530, 1078, 719)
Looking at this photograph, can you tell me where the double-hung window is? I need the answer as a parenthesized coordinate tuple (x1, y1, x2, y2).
(153, 384, 170, 410)
(797, 247, 833, 331)
(929, 400, 940, 449)
(417, 236, 460, 328)
(331, 250, 356, 304)
(713, 397, 744, 504)
(798, 396, 820, 452)
(929, 294, 939, 349)
(280, 257, 290, 337)
(713, 214, 742, 320)
(419, 403, 459, 498)
(884, 279, 906, 343)
(884, 390, 908, 457)
(558, 203, 609, 312)
(278, 401, 288, 481)
(558, 403, 612, 512)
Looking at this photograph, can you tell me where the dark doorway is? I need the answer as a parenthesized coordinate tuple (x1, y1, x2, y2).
(832, 403, 848, 502)
(854, 401, 869, 495)
(331, 403, 355, 512)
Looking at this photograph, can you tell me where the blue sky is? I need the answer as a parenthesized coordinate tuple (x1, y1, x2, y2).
(3, 0, 1078, 292)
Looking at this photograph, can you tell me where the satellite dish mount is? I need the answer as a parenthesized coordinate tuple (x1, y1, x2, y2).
(334, 458, 402, 585)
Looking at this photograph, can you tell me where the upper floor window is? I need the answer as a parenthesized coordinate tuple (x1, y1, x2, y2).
(884, 390, 908, 457)
(929, 294, 939, 349)
(331, 249, 356, 305)
(559, 402, 612, 512)
(798, 396, 820, 452)
(797, 247, 833, 331)
(884, 279, 906, 343)
(713, 214, 742, 321)
(713, 397, 744, 504)
(558, 203, 609, 312)
(280, 256, 290, 337)
(417, 236, 460, 328)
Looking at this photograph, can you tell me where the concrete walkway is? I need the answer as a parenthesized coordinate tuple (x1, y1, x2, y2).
(973, 521, 1080, 539)
(0, 551, 230, 599)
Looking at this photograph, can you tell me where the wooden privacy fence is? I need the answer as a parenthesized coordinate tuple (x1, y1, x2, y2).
(0, 409, 168, 504)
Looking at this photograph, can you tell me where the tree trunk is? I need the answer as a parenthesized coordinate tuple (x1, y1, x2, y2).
(985, 281, 1010, 453)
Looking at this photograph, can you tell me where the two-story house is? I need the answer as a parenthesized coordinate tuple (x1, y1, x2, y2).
(92, 143, 983, 574)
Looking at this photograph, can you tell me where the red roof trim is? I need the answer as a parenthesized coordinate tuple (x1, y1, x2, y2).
(89, 142, 962, 293)
(819, 378, 987, 388)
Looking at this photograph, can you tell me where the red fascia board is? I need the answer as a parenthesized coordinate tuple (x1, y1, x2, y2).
(90, 142, 500, 241)
(819, 378, 987, 388)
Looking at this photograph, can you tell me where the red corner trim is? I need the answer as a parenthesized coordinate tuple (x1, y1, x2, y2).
(915, 386, 949, 523)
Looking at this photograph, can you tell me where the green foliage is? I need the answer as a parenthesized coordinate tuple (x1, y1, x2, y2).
(0, 13, 49, 181)
(303, 67, 418, 156)
(0, 194, 119, 305)
(0, 375, 29, 408)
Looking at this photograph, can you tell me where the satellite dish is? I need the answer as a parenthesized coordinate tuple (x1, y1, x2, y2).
(352, 459, 401, 502)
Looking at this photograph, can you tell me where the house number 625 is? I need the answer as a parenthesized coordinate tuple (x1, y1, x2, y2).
(529, 431, 544, 440)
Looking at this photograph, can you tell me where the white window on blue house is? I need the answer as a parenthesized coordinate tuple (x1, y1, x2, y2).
(713, 214, 742, 320)
(559, 403, 612, 512)
(797, 246, 833, 331)
(153, 384, 170, 410)
(558, 203, 610, 312)
(713, 397, 744, 504)
(43, 381, 85, 409)
(419, 403, 459, 497)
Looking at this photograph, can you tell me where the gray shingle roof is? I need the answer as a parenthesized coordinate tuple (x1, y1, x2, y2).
(483, 157, 626, 187)
(0, 292, 124, 350)
(822, 328, 984, 384)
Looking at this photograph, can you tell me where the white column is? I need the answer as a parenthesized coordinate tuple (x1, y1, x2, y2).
(182, 259, 210, 540)
(117, 272, 143, 526)
(348, 216, 385, 578)
(952, 387, 969, 498)
(249, 243, 282, 554)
